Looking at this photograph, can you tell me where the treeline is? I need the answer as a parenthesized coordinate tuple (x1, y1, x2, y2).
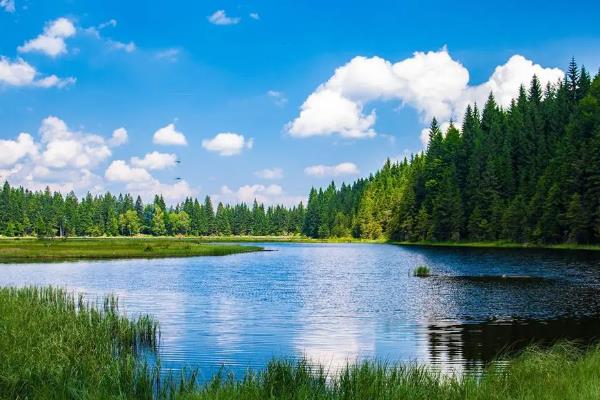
(302, 59, 600, 244)
(1, 59, 599, 244)
(0, 186, 305, 237)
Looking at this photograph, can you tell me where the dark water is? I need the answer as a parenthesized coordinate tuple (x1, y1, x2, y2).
(2, 242, 600, 376)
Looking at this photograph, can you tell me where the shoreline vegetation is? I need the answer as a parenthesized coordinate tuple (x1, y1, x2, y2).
(0, 237, 262, 262)
(0, 236, 600, 263)
(1, 286, 599, 400)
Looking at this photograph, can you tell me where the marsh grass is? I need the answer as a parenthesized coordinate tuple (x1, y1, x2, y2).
(2, 286, 600, 399)
(0, 238, 262, 262)
(413, 265, 431, 277)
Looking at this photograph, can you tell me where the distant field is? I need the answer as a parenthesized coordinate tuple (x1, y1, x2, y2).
(0, 238, 263, 262)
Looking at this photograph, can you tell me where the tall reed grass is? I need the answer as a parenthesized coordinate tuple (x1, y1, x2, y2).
(1, 286, 599, 399)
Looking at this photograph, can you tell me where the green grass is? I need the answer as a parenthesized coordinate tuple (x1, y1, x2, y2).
(413, 265, 431, 277)
(2, 286, 600, 399)
(390, 239, 600, 251)
(0, 237, 263, 262)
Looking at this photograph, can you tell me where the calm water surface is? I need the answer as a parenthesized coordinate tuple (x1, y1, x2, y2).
(2, 242, 600, 376)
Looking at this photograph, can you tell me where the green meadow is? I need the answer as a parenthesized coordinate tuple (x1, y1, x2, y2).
(0, 237, 262, 262)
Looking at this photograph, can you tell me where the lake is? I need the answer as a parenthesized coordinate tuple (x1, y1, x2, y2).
(2, 242, 600, 377)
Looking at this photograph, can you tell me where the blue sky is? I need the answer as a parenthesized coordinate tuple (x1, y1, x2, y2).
(1, 0, 599, 205)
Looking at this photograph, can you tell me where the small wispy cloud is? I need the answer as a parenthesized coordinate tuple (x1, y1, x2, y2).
(155, 48, 180, 62)
(208, 10, 241, 25)
(267, 90, 288, 107)
(109, 40, 136, 53)
(83, 19, 136, 53)
(304, 162, 359, 177)
(98, 19, 117, 29)
(0, 0, 15, 13)
(249, 12, 260, 20)
(255, 168, 283, 180)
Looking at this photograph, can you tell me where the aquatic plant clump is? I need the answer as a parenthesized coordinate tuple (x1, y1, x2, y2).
(413, 265, 431, 277)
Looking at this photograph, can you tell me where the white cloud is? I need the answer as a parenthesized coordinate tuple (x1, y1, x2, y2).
(2, 160, 105, 196)
(287, 88, 376, 138)
(0, 116, 194, 203)
(153, 123, 187, 146)
(208, 10, 240, 25)
(131, 151, 177, 170)
(83, 19, 136, 54)
(109, 127, 128, 146)
(255, 167, 283, 180)
(202, 132, 252, 156)
(98, 19, 117, 29)
(105, 160, 152, 183)
(267, 90, 288, 107)
(287, 49, 564, 140)
(249, 12, 260, 20)
(0, 133, 38, 167)
(105, 159, 195, 203)
(0, 57, 75, 88)
(38, 116, 112, 169)
(304, 162, 359, 177)
(109, 40, 136, 53)
(0, 0, 15, 12)
(456, 55, 564, 114)
(155, 48, 179, 62)
(18, 17, 76, 57)
(126, 179, 196, 204)
(215, 184, 304, 206)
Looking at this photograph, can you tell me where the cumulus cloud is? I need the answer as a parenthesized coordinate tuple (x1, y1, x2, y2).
(304, 162, 359, 177)
(153, 123, 188, 146)
(0, 133, 38, 167)
(202, 132, 253, 156)
(39, 116, 112, 169)
(126, 179, 196, 204)
(208, 10, 240, 25)
(18, 17, 76, 57)
(130, 151, 177, 170)
(255, 167, 283, 180)
(0, 0, 15, 12)
(0, 117, 194, 202)
(104, 158, 195, 203)
(249, 12, 260, 20)
(215, 184, 304, 206)
(105, 160, 152, 183)
(1, 116, 116, 174)
(267, 90, 288, 107)
(105, 160, 195, 202)
(0, 57, 75, 88)
(109, 127, 128, 146)
(287, 88, 376, 138)
(455, 55, 565, 115)
(287, 49, 564, 139)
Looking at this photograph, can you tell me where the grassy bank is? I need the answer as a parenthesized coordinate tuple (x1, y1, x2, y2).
(0, 237, 262, 262)
(3, 235, 600, 253)
(390, 240, 600, 251)
(2, 286, 600, 399)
